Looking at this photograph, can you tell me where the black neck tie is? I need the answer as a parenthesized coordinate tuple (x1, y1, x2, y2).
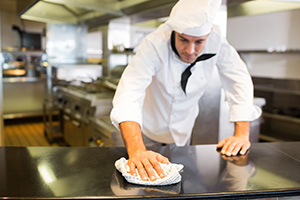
(170, 31, 216, 94)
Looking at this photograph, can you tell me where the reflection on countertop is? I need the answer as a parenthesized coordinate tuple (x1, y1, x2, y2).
(1, 142, 300, 199)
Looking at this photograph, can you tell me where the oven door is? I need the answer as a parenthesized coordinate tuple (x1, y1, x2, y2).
(63, 112, 73, 146)
(87, 116, 124, 147)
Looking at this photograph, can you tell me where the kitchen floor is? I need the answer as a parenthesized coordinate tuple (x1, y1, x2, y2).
(3, 117, 67, 147)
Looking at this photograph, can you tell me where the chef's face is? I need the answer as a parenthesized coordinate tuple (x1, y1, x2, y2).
(175, 32, 209, 63)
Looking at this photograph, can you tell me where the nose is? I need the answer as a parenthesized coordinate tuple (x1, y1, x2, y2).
(185, 43, 195, 55)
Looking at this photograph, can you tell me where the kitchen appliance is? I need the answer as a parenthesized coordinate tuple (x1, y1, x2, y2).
(88, 116, 124, 147)
(1, 52, 27, 77)
(59, 89, 91, 146)
(53, 80, 117, 147)
(1, 50, 47, 119)
(12, 25, 42, 51)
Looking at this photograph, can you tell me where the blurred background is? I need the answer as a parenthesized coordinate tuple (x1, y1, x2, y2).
(0, 0, 299, 147)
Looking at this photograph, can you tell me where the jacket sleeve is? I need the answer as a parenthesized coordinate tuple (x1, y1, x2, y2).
(110, 36, 161, 130)
(216, 37, 262, 122)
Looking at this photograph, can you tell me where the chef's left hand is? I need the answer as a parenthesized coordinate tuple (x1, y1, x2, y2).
(217, 121, 251, 156)
(216, 135, 250, 156)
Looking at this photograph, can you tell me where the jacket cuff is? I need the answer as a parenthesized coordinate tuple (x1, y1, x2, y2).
(229, 104, 262, 122)
(110, 103, 143, 131)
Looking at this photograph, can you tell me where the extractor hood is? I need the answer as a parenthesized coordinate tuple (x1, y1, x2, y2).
(20, 0, 178, 28)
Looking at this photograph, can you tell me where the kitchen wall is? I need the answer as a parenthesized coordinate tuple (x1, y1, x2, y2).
(0, 5, 3, 145)
(86, 31, 102, 63)
(241, 52, 300, 80)
(227, 8, 300, 141)
(227, 9, 300, 80)
(0, 9, 45, 50)
(0, 4, 47, 120)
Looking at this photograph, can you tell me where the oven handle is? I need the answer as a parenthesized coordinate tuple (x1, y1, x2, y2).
(72, 120, 81, 127)
(63, 115, 70, 121)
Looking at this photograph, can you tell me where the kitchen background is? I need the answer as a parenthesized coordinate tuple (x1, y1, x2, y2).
(0, 0, 300, 147)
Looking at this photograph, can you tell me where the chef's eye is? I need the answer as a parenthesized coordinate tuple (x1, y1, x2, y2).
(195, 40, 204, 44)
(180, 38, 188, 43)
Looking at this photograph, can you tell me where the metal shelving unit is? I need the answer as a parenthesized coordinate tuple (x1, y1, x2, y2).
(253, 77, 300, 142)
(255, 86, 300, 96)
(238, 49, 300, 54)
(263, 113, 300, 125)
(43, 98, 63, 144)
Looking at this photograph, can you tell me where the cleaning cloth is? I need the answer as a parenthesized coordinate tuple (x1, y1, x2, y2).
(115, 157, 184, 186)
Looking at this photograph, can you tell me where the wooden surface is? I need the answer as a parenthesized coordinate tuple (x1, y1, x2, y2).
(3, 118, 66, 147)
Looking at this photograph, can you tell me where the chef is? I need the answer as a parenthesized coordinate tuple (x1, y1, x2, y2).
(110, 0, 261, 182)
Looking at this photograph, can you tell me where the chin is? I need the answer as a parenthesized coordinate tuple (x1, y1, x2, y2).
(183, 58, 196, 64)
(179, 54, 198, 63)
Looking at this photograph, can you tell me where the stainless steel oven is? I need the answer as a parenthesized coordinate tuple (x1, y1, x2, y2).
(88, 116, 124, 147)
(54, 86, 115, 146)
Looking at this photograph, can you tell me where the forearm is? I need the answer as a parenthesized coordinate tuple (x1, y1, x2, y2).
(119, 121, 169, 181)
(119, 121, 146, 157)
(234, 121, 250, 139)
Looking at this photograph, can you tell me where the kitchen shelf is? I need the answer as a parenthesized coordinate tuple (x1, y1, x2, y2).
(263, 112, 300, 125)
(255, 86, 300, 96)
(238, 49, 300, 54)
(3, 77, 46, 83)
(259, 113, 300, 142)
(43, 99, 63, 144)
(109, 50, 135, 55)
(259, 134, 286, 142)
(108, 50, 135, 68)
(3, 111, 44, 120)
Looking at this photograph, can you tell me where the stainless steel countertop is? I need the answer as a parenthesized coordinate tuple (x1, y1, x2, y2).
(0, 142, 300, 199)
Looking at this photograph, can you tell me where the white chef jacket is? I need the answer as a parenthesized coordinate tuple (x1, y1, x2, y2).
(110, 23, 261, 146)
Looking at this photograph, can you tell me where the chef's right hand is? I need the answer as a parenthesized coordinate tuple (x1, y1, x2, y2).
(127, 150, 170, 181)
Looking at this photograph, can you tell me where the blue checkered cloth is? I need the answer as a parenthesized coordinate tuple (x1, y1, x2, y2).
(115, 157, 184, 186)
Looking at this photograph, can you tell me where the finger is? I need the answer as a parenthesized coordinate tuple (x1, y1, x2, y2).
(127, 161, 137, 176)
(225, 142, 237, 156)
(221, 154, 232, 161)
(149, 157, 165, 178)
(220, 141, 230, 155)
(231, 143, 243, 156)
(141, 159, 157, 181)
(135, 161, 149, 181)
(239, 143, 251, 155)
(217, 139, 226, 148)
(221, 140, 238, 156)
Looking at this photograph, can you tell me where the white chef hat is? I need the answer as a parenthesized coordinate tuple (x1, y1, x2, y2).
(166, 0, 222, 37)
